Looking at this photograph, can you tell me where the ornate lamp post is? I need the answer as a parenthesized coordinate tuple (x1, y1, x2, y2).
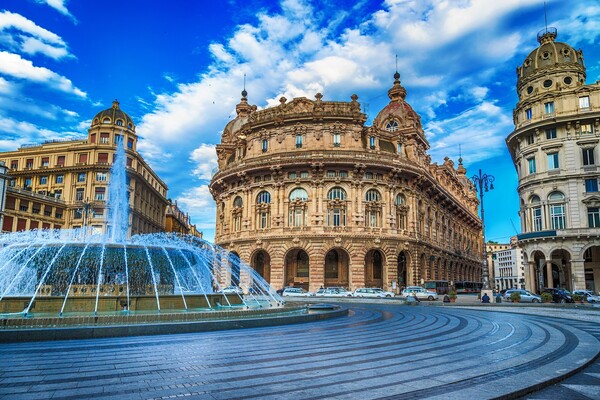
(470, 169, 494, 292)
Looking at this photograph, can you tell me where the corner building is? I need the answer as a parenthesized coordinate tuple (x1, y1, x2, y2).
(210, 75, 482, 292)
(506, 28, 600, 293)
(0, 101, 168, 236)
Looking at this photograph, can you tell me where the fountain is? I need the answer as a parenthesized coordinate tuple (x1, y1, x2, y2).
(0, 138, 284, 320)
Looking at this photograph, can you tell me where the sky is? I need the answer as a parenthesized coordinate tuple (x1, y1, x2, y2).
(1, 0, 599, 243)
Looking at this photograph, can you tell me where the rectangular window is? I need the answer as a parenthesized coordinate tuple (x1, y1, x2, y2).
(327, 170, 336, 177)
(39, 176, 48, 184)
(77, 172, 86, 182)
(114, 134, 122, 144)
(74, 209, 82, 219)
(583, 148, 595, 166)
(92, 208, 104, 218)
(94, 187, 106, 201)
(19, 201, 29, 212)
(525, 108, 532, 120)
(98, 153, 109, 163)
(287, 172, 296, 179)
(55, 174, 64, 184)
(333, 132, 341, 147)
(579, 96, 590, 109)
(24, 178, 32, 188)
(532, 207, 542, 231)
(26, 158, 33, 168)
(527, 157, 536, 174)
(300, 171, 309, 178)
(369, 210, 378, 227)
(56, 155, 65, 166)
(90, 133, 96, 143)
(96, 172, 107, 181)
(545, 128, 557, 139)
(10, 160, 17, 169)
(547, 152, 559, 170)
(127, 138, 134, 149)
(544, 102, 554, 114)
(581, 124, 593, 135)
(100, 133, 110, 144)
(78, 153, 88, 164)
(262, 139, 268, 152)
(338, 170, 348, 178)
(369, 136, 376, 149)
(295, 135, 303, 148)
(41, 157, 49, 167)
(260, 212, 268, 228)
(397, 143, 402, 155)
(526, 134, 534, 145)
(550, 204, 566, 230)
(588, 207, 600, 228)
(333, 208, 341, 226)
(75, 188, 84, 201)
(54, 189, 62, 199)
(585, 178, 598, 192)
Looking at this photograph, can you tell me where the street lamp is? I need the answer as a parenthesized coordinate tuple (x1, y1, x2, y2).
(470, 169, 494, 292)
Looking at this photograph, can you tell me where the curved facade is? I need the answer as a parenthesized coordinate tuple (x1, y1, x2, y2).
(506, 28, 600, 293)
(210, 75, 482, 292)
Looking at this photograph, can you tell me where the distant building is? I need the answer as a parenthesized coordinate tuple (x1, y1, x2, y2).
(486, 242, 511, 287)
(210, 74, 483, 292)
(165, 200, 203, 238)
(506, 28, 600, 293)
(493, 247, 525, 291)
(0, 101, 169, 236)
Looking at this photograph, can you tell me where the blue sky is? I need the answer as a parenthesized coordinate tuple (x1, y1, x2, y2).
(1, 0, 599, 243)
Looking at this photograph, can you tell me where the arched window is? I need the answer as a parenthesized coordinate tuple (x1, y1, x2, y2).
(327, 187, 347, 226)
(395, 193, 407, 230)
(289, 188, 308, 201)
(365, 189, 381, 202)
(257, 191, 271, 204)
(548, 192, 566, 230)
(395, 194, 404, 205)
(365, 189, 382, 227)
(327, 187, 346, 200)
(116, 120, 123, 126)
(289, 187, 308, 227)
(102, 118, 110, 124)
(233, 196, 243, 207)
(386, 120, 399, 132)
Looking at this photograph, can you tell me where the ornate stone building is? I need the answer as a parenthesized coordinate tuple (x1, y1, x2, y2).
(209, 74, 483, 292)
(165, 199, 203, 238)
(506, 28, 600, 293)
(0, 101, 168, 236)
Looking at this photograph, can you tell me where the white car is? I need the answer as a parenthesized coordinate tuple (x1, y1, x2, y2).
(573, 290, 600, 303)
(282, 287, 314, 297)
(353, 288, 394, 298)
(219, 286, 243, 295)
(401, 286, 438, 301)
(315, 287, 353, 297)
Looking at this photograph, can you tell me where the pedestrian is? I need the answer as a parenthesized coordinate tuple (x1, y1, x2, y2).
(481, 293, 490, 303)
(443, 294, 450, 303)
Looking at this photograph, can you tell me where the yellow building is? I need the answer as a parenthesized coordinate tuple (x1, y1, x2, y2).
(0, 100, 168, 236)
(210, 74, 483, 292)
(165, 199, 203, 238)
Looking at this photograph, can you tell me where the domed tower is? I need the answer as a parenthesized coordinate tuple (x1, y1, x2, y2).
(506, 27, 600, 294)
(210, 75, 481, 293)
(89, 100, 138, 151)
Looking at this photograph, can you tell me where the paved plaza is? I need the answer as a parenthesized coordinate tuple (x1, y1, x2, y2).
(1, 301, 600, 399)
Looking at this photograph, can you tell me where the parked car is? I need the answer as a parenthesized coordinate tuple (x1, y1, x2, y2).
(401, 286, 438, 301)
(542, 288, 574, 303)
(282, 287, 314, 297)
(503, 289, 541, 303)
(352, 288, 394, 298)
(219, 286, 243, 295)
(573, 290, 600, 303)
(315, 287, 353, 297)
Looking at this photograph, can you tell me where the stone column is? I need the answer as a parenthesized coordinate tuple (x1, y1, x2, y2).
(571, 259, 586, 291)
(528, 261, 536, 292)
(546, 260, 554, 288)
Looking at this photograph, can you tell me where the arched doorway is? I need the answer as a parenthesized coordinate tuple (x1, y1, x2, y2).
(584, 246, 600, 292)
(284, 249, 309, 290)
(532, 250, 546, 293)
(398, 252, 408, 289)
(228, 252, 241, 287)
(252, 250, 271, 282)
(548, 249, 571, 290)
(324, 249, 349, 288)
(365, 249, 384, 288)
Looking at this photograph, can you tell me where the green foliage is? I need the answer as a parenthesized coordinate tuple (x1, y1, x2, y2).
(448, 289, 457, 299)
(509, 291, 521, 303)
(572, 293, 583, 302)
(541, 292, 553, 303)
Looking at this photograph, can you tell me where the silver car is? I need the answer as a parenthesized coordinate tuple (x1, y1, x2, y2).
(353, 288, 394, 298)
(504, 289, 541, 303)
(401, 286, 438, 301)
(573, 290, 600, 303)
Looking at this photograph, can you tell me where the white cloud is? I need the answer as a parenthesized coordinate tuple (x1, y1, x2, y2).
(190, 144, 218, 180)
(176, 185, 216, 230)
(0, 11, 71, 60)
(0, 51, 86, 97)
(35, 0, 77, 23)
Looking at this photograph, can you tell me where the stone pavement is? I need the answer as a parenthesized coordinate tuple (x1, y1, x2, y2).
(1, 301, 599, 399)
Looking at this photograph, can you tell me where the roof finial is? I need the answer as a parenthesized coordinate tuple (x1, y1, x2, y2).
(458, 144, 463, 165)
(241, 73, 247, 98)
(394, 54, 400, 82)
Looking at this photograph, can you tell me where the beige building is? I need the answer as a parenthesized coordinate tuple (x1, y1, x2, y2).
(209, 74, 483, 292)
(165, 199, 203, 238)
(506, 28, 600, 293)
(0, 100, 168, 236)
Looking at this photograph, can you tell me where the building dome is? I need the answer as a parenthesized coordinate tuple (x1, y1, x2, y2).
(372, 73, 424, 138)
(517, 28, 585, 94)
(92, 100, 135, 130)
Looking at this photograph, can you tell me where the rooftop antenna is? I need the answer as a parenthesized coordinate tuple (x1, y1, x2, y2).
(544, 1, 548, 33)
(243, 73, 246, 91)
(395, 54, 398, 73)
